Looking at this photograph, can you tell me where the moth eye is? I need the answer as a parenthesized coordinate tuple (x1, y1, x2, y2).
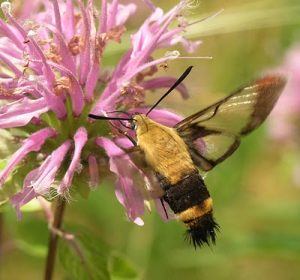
(131, 121, 137, 130)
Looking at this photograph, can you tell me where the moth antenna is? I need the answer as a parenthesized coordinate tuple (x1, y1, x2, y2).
(89, 114, 136, 144)
(146, 66, 194, 116)
(88, 114, 132, 121)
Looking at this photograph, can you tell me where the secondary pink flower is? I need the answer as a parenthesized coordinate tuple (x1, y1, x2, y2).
(0, 0, 201, 223)
(268, 44, 300, 186)
(269, 44, 300, 143)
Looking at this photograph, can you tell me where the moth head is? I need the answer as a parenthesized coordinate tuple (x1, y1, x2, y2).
(132, 114, 149, 135)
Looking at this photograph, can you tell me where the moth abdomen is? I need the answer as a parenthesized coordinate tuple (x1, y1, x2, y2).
(161, 171, 220, 248)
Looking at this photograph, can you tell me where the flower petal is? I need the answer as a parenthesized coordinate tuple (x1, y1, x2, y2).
(96, 137, 145, 225)
(100, 1, 136, 33)
(49, 62, 85, 116)
(88, 154, 100, 189)
(141, 76, 189, 99)
(78, 1, 92, 85)
(23, 140, 71, 194)
(10, 187, 37, 219)
(113, 3, 136, 28)
(133, 107, 183, 126)
(0, 97, 48, 128)
(63, 0, 76, 40)
(50, 0, 63, 33)
(0, 127, 56, 186)
(0, 52, 23, 77)
(92, 1, 192, 112)
(0, 18, 23, 49)
(58, 127, 88, 194)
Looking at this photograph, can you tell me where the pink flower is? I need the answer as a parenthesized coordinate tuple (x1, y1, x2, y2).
(268, 44, 300, 186)
(269, 45, 300, 143)
(0, 0, 201, 223)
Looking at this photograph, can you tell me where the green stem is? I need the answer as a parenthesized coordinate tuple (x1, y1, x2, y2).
(44, 199, 66, 280)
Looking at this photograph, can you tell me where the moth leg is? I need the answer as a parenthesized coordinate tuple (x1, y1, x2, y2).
(160, 198, 169, 219)
(121, 131, 137, 146)
(109, 121, 137, 146)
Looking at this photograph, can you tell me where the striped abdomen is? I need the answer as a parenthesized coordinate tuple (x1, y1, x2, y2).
(158, 171, 219, 248)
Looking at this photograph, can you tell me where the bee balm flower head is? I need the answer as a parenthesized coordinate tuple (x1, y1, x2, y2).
(0, 0, 201, 224)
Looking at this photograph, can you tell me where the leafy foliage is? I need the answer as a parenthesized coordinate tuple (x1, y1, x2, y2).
(58, 228, 140, 280)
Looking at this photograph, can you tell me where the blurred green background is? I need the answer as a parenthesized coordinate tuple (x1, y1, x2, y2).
(1, 0, 300, 279)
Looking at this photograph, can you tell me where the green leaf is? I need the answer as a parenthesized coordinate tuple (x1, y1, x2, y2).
(108, 252, 139, 280)
(58, 230, 110, 280)
(15, 239, 47, 258)
(17, 218, 48, 244)
(13, 217, 48, 258)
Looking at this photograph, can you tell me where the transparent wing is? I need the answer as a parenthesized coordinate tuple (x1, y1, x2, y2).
(175, 75, 286, 171)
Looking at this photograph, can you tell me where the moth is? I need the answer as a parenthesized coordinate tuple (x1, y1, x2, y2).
(89, 66, 286, 248)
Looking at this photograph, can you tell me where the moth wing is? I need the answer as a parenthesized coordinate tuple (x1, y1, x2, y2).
(175, 75, 286, 171)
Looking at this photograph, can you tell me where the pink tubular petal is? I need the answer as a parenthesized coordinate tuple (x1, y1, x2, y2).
(88, 155, 99, 189)
(27, 37, 56, 86)
(141, 77, 189, 99)
(50, 0, 63, 33)
(143, 0, 156, 11)
(0, 53, 23, 78)
(0, 97, 49, 128)
(17, 0, 42, 21)
(133, 107, 183, 126)
(106, 0, 118, 30)
(157, 27, 201, 53)
(114, 137, 134, 150)
(130, 5, 181, 68)
(93, 2, 188, 112)
(122, 53, 179, 82)
(33, 81, 66, 119)
(58, 127, 88, 194)
(100, 1, 136, 32)
(112, 3, 136, 28)
(2, 8, 45, 62)
(172, 36, 201, 53)
(100, 0, 108, 33)
(85, 4, 100, 101)
(94, 53, 179, 112)
(91, 51, 132, 112)
(0, 41, 22, 62)
(45, 24, 76, 74)
(0, 19, 23, 49)
(78, 1, 91, 85)
(0, 127, 56, 187)
(10, 187, 37, 219)
(85, 62, 100, 101)
(49, 62, 85, 116)
(268, 45, 300, 142)
(63, 0, 76, 40)
(96, 137, 145, 224)
(23, 140, 71, 194)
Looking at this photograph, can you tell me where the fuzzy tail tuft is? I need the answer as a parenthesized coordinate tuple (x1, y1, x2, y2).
(185, 212, 220, 249)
